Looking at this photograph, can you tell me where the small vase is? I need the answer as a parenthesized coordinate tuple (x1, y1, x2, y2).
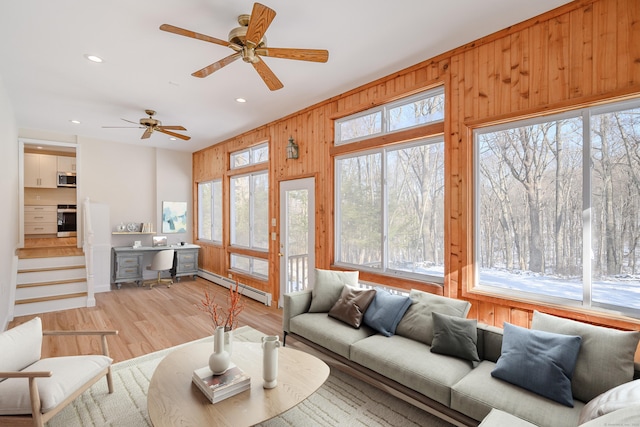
(224, 328, 234, 356)
(209, 326, 230, 374)
(261, 335, 280, 389)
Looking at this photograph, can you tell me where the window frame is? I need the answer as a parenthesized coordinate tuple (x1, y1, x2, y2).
(334, 136, 445, 284)
(472, 97, 640, 318)
(197, 179, 222, 244)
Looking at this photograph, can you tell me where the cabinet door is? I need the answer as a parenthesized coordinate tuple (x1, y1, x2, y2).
(39, 154, 58, 188)
(24, 153, 40, 187)
(57, 156, 76, 173)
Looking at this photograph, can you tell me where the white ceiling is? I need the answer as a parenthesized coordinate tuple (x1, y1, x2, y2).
(0, 0, 572, 153)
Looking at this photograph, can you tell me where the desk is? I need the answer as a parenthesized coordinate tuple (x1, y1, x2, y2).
(111, 244, 200, 288)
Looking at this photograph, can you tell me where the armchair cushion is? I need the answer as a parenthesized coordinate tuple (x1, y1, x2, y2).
(0, 317, 42, 378)
(0, 355, 112, 415)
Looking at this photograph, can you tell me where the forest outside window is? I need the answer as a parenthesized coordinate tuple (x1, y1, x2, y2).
(197, 179, 222, 243)
(474, 98, 640, 316)
(335, 137, 445, 282)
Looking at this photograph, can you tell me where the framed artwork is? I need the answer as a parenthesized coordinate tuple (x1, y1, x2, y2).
(162, 201, 187, 233)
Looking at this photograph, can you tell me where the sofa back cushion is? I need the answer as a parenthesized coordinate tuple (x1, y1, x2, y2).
(395, 289, 471, 346)
(309, 269, 359, 313)
(532, 311, 640, 402)
(0, 317, 42, 381)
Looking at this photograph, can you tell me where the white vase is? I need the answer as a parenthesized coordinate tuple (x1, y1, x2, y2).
(261, 335, 280, 389)
(209, 326, 230, 374)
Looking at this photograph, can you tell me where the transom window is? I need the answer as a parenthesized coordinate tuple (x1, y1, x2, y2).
(335, 87, 445, 145)
(474, 98, 640, 316)
(230, 142, 269, 169)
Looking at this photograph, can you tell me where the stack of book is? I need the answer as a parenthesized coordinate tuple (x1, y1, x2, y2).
(192, 363, 251, 403)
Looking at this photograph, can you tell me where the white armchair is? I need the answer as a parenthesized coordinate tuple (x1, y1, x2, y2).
(0, 317, 118, 427)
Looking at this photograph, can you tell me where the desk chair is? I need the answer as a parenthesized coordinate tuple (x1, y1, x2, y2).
(144, 249, 174, 289)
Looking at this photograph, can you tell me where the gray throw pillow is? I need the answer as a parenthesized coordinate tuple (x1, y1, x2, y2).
(363, 288, 412, 337)
(328, 286, 377, 328)
(491, 322, 582, 407)
(395, 289, 471, 345)
(308, 268, 359, 313)
(430, 312, 480, 367)
(532, 311, 640, 402)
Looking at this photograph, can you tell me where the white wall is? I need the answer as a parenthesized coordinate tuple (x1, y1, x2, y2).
(0, 76, 19, 329)
(156, 149, 193, 246)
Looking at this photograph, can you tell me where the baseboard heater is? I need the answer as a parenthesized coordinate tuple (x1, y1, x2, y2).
(198, 269, 272, 306)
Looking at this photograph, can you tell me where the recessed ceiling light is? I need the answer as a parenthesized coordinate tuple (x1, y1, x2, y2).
(236, 98, 247, 103)
(169, 137, 177, 141)
(70, 120, 81, 124)
(84, 54, 103, 63)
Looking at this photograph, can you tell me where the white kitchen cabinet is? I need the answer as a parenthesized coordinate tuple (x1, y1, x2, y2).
(24, 205, 57, 235)
(24, 153, 57, 188)
(57, 155, 76, 173)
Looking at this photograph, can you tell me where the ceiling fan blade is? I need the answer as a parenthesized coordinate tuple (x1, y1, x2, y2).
(141, 127, 153, 139)
(256, 47, 329, 63)
(251, 58, 283, 91)
(192, 52, 242, 78)
(158, 125, 186, 131)
(245, 3, 276, 47)
(121, 118, 140, 125)
(159, 24, 241, 50)
(157, 128, 191, 141)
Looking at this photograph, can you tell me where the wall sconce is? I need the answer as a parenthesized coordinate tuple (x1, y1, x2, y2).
(286, 136, 299, 160)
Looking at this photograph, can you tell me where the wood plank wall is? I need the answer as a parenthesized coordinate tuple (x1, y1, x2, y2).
(193, 0, 640, 338)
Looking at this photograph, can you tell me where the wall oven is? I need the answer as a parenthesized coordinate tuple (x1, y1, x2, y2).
(57, 204, 77, 237)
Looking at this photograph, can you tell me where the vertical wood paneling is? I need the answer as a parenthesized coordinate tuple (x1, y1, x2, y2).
(193, 0, 640, 329)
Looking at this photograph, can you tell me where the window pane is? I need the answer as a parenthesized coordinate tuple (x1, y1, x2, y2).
(231, 175, 250, 246)
(388, 92, 444, 131)
(591, 107, 640, 310)
(336, 153, 382, 268)
(338, 111, 382, 143)
(231, 151, 250, 169)
(253, 172, 269, 250)
(252, 144, 269, 164)
(477, 117, 583, 300)
(212, 180, 222, 242)
(230, 254, 250, 271)
(253, 258, 269, 278)
(198, 182, 212, 240)
(387, 142, 445, 276)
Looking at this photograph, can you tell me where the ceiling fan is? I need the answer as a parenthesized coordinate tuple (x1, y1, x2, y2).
(160, 2, 329, 91)
(103, 110, 191, 141)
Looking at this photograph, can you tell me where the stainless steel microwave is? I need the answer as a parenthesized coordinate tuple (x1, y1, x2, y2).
(57, 172, 76, 188)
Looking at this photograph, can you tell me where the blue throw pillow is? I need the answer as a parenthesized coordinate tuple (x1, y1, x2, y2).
(363, 288, 411, 337)
(491, 323, 582, 407)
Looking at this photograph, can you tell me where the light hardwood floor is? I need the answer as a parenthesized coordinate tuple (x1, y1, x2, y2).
(9, 248, 283, 363)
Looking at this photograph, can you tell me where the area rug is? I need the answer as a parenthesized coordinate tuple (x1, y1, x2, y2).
(47, 326, 453, 427)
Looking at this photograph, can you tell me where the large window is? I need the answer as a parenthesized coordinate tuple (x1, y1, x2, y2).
(335, 138, 445, 281)
(197, 179, 222, 243)
(475, 99, 640, 316)
(230, 171, 269, 250)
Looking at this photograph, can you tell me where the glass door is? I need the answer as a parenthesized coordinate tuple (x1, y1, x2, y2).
(279, 177, 315, 307)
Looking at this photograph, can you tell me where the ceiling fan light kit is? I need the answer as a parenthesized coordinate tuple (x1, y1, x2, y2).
(160, 2, 329, 91)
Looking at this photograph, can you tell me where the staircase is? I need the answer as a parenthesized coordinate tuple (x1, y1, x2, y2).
(14, 243, 90, 317)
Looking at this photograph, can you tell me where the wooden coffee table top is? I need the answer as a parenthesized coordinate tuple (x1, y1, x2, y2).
(147, 341, 329, 427)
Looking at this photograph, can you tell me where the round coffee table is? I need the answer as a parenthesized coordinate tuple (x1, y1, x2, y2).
(147, 340, 329, 426)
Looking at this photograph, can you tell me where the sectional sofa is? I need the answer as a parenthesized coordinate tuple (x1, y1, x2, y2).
(282, 269, 640, 427)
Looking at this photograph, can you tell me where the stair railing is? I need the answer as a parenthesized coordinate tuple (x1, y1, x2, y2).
(82, 197, 96, 306)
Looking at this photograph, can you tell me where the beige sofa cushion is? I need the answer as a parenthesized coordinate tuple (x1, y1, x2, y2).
(532, 311, 640, 402)
(0, 317, 42, 379)
(308, 269, 359, 312)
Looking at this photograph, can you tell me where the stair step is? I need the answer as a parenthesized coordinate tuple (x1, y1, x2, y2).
(17, 278, 85, 288)
(15, 292, 88, 305)
(18, 265, 86, 274)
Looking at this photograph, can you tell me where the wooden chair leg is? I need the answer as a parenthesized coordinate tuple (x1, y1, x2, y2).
(106, 367, 114, 394)
(28, 377, 44, 427)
